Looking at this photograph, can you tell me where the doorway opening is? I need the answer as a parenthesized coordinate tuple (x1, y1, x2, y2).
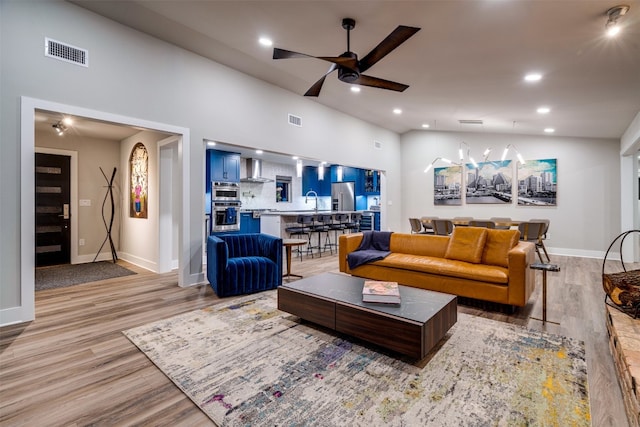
(9, 96, 195, 326)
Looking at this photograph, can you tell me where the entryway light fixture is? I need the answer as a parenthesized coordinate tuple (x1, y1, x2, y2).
(605, 5, 630, 37)
(52, 121, 67, 136)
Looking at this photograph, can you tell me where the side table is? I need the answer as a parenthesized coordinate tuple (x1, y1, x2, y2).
(530, 262, 560, 324)
(282, 238, 307, 280)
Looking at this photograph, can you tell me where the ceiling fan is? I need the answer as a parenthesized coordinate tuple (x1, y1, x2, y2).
(273, 18, 420, 97)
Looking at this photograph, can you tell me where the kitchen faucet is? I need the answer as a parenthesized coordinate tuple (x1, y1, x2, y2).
(305, 190, 318, 212)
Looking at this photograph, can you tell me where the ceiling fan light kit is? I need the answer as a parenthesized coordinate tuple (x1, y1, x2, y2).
(273, 18, 420, 97)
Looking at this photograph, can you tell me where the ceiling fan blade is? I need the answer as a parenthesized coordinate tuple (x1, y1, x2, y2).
(304, 64, 337, 97)
(274, 48, 357, 70)
(273, 48, 314, 60)
(352, 74, 409, 92)
(358, 25, 420, 73)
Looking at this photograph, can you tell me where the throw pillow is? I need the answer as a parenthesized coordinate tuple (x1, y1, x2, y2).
(444, 227, 488, 264)
(482, 229, 520, 267)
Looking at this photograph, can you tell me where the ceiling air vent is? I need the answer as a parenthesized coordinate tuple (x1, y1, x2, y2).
(288, 114, 302, 127)
(45, 37, 88, 67)
(373, 140, 382, 150)
(458, 119, 483, 125)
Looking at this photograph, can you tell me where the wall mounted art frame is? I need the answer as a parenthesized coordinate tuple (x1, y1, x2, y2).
(129, 142, 148, 218)
(465, 160, 513, 204)
(517, 158, 557, 206)
(434, 166, 462, 205)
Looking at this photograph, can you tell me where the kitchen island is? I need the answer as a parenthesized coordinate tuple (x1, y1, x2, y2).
(260, 210, 374, 239)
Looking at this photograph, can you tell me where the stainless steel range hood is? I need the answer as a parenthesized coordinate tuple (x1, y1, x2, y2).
(240, 158, 273, 183)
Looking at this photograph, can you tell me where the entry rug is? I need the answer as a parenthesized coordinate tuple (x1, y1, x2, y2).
(123, 291, 590, 426)
(36, 261, 136, 291)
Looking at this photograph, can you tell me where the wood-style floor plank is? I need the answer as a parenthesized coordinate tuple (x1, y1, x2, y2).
(0, 253, 634, 426)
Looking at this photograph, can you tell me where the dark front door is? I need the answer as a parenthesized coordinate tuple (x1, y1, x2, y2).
(35, 153, 71, 266)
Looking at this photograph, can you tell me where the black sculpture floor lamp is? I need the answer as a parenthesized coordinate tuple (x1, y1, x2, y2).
(94, 167, 118, 263)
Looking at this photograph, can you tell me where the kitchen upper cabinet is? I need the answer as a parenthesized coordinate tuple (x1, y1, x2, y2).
(207, 149, 240, 183)
(363, 170, 380, 195)
(302, 166, 330, 196)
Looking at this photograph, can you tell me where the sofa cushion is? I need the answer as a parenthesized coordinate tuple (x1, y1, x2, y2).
(482, 229, 521, 267)
(444, 227, 488, 264)
(374, 253, 509, 284)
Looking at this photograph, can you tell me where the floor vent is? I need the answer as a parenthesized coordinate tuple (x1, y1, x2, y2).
(288, 114, 302, 127)
(373, 140, 382, 150)
(45, 38, 88, 67)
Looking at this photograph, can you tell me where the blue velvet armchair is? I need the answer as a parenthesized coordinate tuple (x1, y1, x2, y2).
(206, 233, 283, 297)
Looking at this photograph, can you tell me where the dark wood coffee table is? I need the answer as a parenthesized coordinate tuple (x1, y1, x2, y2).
(277, 272, 457, 359)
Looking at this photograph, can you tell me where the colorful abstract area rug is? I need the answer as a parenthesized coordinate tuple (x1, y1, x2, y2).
(123, 291, 590, 426)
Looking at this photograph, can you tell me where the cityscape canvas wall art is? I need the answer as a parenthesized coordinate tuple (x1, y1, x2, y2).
(517, 158, 557, 206)
(465, 160, 513, 204)
(434, 165, 462, 205)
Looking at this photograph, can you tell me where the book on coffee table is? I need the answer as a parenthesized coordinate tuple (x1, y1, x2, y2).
(362, 281, 401, 304)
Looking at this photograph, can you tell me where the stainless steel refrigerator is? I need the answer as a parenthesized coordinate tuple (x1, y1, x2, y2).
(331, 182, 355, 211)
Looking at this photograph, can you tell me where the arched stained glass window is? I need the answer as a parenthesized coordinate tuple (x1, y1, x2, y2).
(129, 142, 148, 218)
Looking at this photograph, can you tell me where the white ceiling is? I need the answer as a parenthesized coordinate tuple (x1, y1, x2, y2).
(70, 0, 640, 140)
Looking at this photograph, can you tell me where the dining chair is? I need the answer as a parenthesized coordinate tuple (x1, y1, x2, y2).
(420, 216, 438, 234)
(490, 217, 512, 230)
(469, 220, 496, 229)
(529, 218, 550, 239)
(452, 217, 474, 226)
(518, 221, 550, 262)
(409, 218, 427, 234)
(432, 219, 454, 235)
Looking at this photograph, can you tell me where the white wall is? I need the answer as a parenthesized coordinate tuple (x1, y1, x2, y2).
(120, 131, 169, 271)
(0, 0, 401, 322)
(401, 130, 622, 257)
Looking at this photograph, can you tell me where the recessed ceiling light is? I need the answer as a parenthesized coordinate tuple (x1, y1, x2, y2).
(537, 107, 551, 114)
(258, 37, 273, 47)
(207, 141, 216, 147)
(524, 73, 543, 82)
(393, 108, 402, 115)
(544, 128, 555, 133)
(292, 156, 299, 160)
(421, 123, 430, 128)
(350, 86, 361, 93)
(255, 149, 263, 154)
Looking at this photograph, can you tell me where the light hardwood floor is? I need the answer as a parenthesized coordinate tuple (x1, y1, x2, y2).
(0, 252, 633, 426)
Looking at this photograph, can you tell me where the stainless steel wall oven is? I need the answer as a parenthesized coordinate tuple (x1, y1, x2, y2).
(211, 182, 241, 232)
(212, 200, 241, 232)
(212, 181, 240, 201)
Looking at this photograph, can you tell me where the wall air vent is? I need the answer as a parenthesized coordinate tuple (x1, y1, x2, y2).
(458, 119, 483, 125)
(373, 140, 382, 150)
(288, 114, 302, 127)
(45, 37, 88, 67)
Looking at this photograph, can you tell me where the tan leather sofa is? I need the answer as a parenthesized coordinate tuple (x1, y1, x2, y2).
(338, 227, 536, 307)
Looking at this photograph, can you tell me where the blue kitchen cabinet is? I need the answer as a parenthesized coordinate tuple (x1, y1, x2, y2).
(240, 212, 260, 233)
(302, 166, 330, 196)
(207, 149, 240, 183)
(331, 165, 359, 183)
(363, 170, 380, 195)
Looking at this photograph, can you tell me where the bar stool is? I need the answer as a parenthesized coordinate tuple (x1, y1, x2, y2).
(311, 214, 334, 256)
(285, 214, 313, 259)
(329, 213, 349, 250)
(347, 212, 362, 233)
